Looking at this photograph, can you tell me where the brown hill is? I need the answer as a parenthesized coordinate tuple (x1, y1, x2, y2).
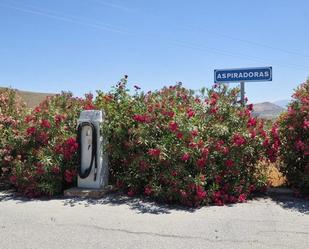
(252, 102, 285, 119)
(0, 87, 55, 108)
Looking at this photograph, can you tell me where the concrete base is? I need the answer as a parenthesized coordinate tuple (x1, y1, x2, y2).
(63, 185, 115, 199)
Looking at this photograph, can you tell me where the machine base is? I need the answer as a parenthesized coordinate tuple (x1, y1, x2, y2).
(63, 185, 115, 199)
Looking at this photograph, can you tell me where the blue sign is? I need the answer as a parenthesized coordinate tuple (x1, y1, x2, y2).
(214, 67, 272, 83)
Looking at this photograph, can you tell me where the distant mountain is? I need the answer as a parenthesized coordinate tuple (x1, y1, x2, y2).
(0, 87, 55, 108)
(273, 99, 290, 108)
(252, 102, 285, 119)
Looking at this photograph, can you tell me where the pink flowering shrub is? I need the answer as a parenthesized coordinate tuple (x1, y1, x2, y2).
(96, 78, 273, 206)
(0, 88, 27, 188)
(1, 91, 94, 197)
(276, 80, 309, 195)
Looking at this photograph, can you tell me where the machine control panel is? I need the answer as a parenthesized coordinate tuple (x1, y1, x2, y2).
(78, 110, 104, 123)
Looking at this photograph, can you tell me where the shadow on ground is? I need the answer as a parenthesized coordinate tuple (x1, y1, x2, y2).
(61, 191, 197, 214)
(267, 195, 309, 214)
(0, 190, 195, 215)
(1, 189, 308, 215)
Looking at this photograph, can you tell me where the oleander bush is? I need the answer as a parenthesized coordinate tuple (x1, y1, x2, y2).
(1, 78, 283, 204)
(95, 77, 275, 206)
(0, 88, 27, 189)
(276, 80, 309, 196)
(0, 90, 95, 197)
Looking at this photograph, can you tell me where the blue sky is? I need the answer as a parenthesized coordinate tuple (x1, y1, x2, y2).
(0, 0, 308, 103)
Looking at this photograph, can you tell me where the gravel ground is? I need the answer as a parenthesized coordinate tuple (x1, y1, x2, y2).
(0, 190, 308, 249)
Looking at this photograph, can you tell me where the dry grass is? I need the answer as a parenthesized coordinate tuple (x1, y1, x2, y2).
(267, 165, 286, 187)
(257, 160, 286, 187)
(265, 161, 286, 187)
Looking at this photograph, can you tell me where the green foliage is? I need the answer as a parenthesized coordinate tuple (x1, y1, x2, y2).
(0, 90, 94, 197)
(2, 78, 289, 204)
(0, 88, 28, 189)
(95, 79, 272, 206)
(277, 80, 309, 195)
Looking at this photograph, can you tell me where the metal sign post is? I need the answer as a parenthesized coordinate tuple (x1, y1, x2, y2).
(240, 81, 245, 105)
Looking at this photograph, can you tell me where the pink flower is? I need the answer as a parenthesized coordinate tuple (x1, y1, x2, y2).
(37, 131, 49, 145)
(196, 185, 206, 199)
(247, 117, 257, 127)
(271, 125, 279, 139)
(190, 130, 198, 137)
(116, 180, 124, 188)
(36, 165, 45, 175)
(250, 130, 256, 138)
(180, 190, 188, 198)
(54, 115, 64, 125)
(303, 119, 309, 129)
(238, 193, 247, 202)
(34, 107, 41, 113)
(221, 146, 229, 155)
(187, 108, 195, 118)
(200, 175, 206, 182)
(133, 114, 151, 123)
(210, 108, 218, 114)
(169, 121, 178, 132)
(213, 190, 222, 198)
(162, 110, 174, 118)
(25, 115, 34, 123)
(188, 142, 198, 148)
(288, 106, 295, 115)
(148, 148, 161, 156)
(66, 137, 78, 147)
(181, 153, 190, 162)
(127, 189, 135, 197)
(41, 119, 51, 129)
(201, 147, 209, 158)
(84, 102, 96, 110)
(295, 140, 305, 151)
(51, 166, 61, 174)
(144, 186, 152, 195)
(26, 126, 36, 135)
(167, 111, 175, 118)
(225, 159, 234, 167)
(228, 196, 238, 203)
(9, 175, 17, 184)
(233, 134, 245, 146)
(215, 175, 222, 183)
(209, 92, 219, 105)
(133, 114, 142, 122)
(215, 199, 224, 206)
(197, 158, 206, 169)
(56, 137, 79, 160)
(64, 170, 75, 183)
(176, 132, 183, 139)
(260, 129, 267, 138)
(263, 138, 270, 147)
(247, 104, 253, 111)
(249, 185, 256, 192)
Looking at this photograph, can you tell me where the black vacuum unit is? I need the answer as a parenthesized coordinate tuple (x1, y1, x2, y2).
(77, 121, 98, 181)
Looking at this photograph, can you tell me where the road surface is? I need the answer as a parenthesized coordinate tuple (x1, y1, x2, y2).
(0, 191, 308, 249)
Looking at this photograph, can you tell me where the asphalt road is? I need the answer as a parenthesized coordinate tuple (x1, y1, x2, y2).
(0, 191, 308, 249)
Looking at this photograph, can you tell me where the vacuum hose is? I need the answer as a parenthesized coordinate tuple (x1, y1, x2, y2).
(77, 122, 98, 180)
